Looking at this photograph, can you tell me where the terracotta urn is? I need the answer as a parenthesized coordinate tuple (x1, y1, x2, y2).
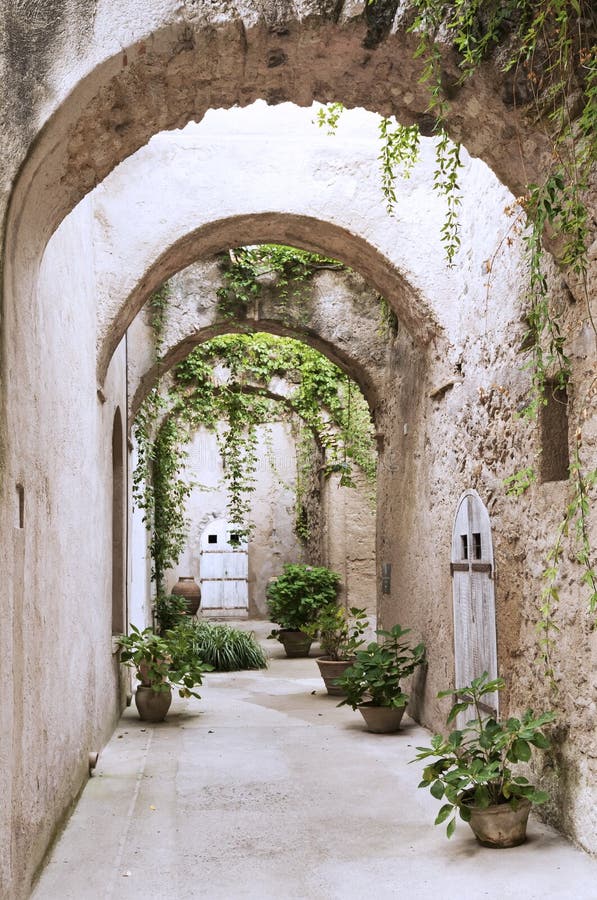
(357, 702, 405, 734)
(172, 576, 201, 616)
(134, 685, 172, 722)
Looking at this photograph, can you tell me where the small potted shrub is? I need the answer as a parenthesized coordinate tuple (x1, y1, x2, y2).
(305, 605, 369, 695)
(414, 672, 555, 847)
(118, 625, 212, 722)
(336, 624, 425, 732)
(266, 563, 340, 657)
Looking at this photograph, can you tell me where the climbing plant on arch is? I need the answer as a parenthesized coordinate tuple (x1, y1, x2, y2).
(133, 330, 377, 590)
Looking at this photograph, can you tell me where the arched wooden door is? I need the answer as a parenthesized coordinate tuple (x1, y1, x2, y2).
(200, 519, 249, 616)
(451, 490, 498, 719)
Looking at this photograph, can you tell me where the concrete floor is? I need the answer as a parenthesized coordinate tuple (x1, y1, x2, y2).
(33, 625, 597, 900)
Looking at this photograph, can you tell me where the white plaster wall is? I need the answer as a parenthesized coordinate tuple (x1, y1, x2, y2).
(0, 199, 127, 897)
(129, 442, 153, 631)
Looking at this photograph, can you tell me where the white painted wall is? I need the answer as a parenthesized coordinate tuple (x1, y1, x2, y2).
(1, 195, 128, 895)
(85, 103, 524, 380)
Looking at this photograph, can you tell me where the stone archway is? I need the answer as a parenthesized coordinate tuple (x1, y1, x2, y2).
(126, 257, 396, 421)
(4, 2, 551, 264)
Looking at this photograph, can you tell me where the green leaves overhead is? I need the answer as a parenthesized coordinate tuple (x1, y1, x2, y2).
(216, 244, 343, 319)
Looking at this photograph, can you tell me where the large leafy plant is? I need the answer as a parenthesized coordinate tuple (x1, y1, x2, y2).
(118, 625, 212, 700)
(414, 672, 555, 838)
(266, 563, 340, 632)
(336, 624, 425, 709)
(305, 605, 369, 660)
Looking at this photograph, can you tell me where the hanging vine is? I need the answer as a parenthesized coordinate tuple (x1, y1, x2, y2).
(408, 0, 596, 663)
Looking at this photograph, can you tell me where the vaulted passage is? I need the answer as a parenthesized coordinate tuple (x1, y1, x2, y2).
(1, 4, 595, 898)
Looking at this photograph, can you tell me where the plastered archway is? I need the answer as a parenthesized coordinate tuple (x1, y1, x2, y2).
(126, 257, 399, 421)
(37, 104, 523, 392)
(4, 2, 552, 264)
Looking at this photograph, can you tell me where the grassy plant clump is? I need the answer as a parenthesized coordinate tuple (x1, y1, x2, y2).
(172, 620, 267, 671)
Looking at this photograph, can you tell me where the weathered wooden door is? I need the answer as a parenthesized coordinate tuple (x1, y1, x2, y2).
(200, 519, 249, 613)
(451, 490, 498, 721)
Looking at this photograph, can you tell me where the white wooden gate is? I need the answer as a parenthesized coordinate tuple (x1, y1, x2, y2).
(451, 490, 498, 721)
(200, 519, 249, 615)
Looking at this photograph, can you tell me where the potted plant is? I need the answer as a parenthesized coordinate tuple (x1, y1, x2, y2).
(266, 563, 340, 657)
(336, 624, 425, 732)
(118, 625, 212, 722)
(413, 672, 555, 847)
(305, 605, 369, 695)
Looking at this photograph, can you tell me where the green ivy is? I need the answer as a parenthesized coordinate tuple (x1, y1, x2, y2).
(134, 327, 378, 580)
(148, 283, 172, 354)
(149, 416, 193, 591)
(293, 420, 321, 543)
(216, 244, 343, 320)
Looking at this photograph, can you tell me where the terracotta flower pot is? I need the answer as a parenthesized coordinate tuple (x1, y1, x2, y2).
(277, 629, 313, 658)
(172, 576, 201, 616)
(134, 685, 172, 722)
(357, 702, 405, 733)
(466, 798, 532, 848)
(315, 657, 356, 695)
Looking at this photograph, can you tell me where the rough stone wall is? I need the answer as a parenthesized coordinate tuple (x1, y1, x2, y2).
(323, 470, 376, 614)
(294, 427, 325, 567)
(376, 248, 597, 853)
